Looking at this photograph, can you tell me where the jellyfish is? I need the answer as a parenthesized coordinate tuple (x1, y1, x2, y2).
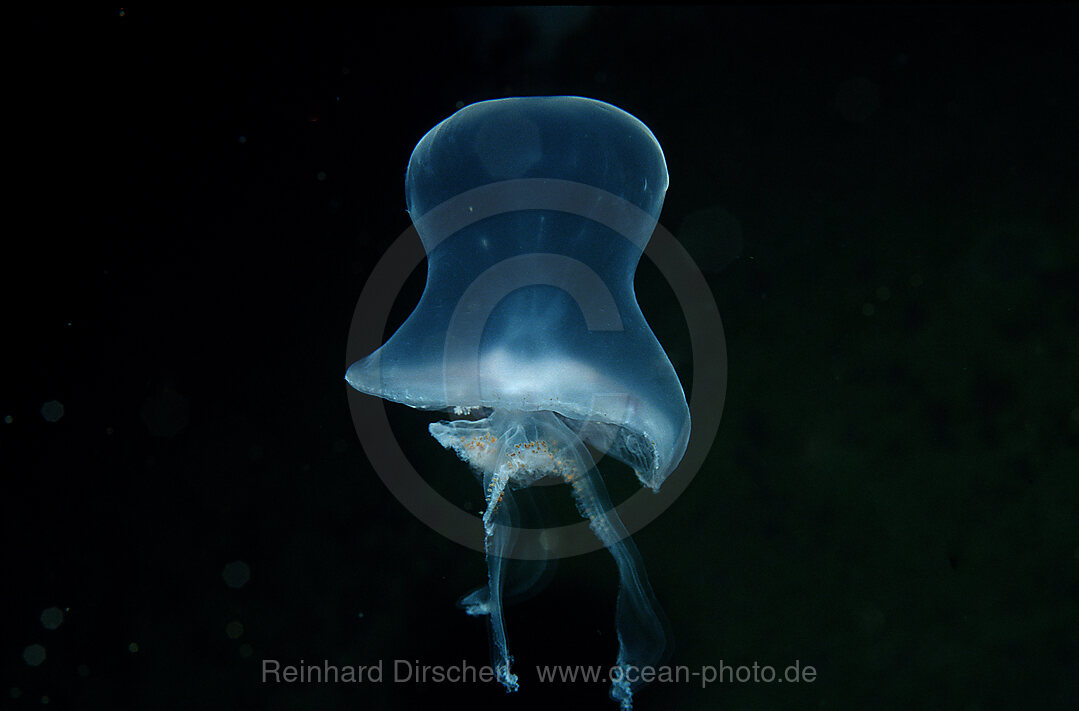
(346, 96, 690, 709)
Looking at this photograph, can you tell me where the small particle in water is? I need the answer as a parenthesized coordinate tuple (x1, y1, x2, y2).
(128, 642, 139, 653)
(41, 696, 50, 705)
(76, 664, 90, 678)
(239, 643, 253, 658)
(222, 561, 251, 589)
(10, 687, 22, 699)
(225, 621, 244, 639)
(357, 612, 364, 619)
(317, 171, 327, 182)
(3, 415, 12, 424)
(41, 401, 64, 423)
(862, 302, 876, 317)
(40, 607, 63, 630)
(23, 644, 46, 666)
(238, 135, 247, 144)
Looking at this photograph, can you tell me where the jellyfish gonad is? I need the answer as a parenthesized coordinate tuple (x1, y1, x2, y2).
(346, 96, 690, 709)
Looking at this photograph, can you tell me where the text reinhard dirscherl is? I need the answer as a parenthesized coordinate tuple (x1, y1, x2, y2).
(261, 659, 817, 688)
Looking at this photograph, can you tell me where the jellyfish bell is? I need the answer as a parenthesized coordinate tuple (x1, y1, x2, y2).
(346, 96, 690, 490)
(345, 96, 689, 709)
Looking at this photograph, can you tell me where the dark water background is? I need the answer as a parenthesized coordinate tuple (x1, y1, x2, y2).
(5, 6, 1077, 709)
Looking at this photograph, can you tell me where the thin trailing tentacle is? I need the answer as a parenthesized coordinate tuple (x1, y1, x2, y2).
(550, 416, 668, 710)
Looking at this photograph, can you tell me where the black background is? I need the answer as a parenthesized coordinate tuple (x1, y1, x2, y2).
(6, 6, 1078, 710)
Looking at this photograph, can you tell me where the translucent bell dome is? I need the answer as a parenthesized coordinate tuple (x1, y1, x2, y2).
(346, 96, 690, 491)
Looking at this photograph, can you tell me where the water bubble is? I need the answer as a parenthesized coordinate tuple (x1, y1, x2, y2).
(222, 561, 251, 589)
(40, 401, 64, 423)
(40, 607, 63, 630)
(23, 644, 46, 666)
